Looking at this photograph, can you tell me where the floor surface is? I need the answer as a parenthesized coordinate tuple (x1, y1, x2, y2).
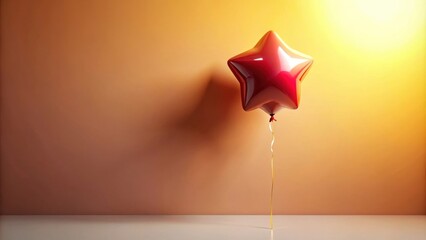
(1, 215, 425, 240)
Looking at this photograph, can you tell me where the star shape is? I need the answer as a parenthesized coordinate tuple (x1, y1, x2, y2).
(228, 31, 313, 116)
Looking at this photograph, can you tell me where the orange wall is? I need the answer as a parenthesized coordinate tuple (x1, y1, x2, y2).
(1, 0, 425, 214)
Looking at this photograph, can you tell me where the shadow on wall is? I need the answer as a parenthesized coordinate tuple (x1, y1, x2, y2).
(172, 70, 242, 145)
(113, 69, 259, 214)
(142, 69, 244, 153)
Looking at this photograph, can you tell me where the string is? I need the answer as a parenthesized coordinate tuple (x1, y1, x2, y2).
(268, 120, 275, 230)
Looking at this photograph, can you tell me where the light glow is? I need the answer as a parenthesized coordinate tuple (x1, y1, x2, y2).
(323, 0, 425, 51)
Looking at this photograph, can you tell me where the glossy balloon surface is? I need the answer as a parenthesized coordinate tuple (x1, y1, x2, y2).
(228, 31, 313, 115)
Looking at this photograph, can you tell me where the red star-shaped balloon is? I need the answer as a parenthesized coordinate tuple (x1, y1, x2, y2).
(228, 31, 313, 120)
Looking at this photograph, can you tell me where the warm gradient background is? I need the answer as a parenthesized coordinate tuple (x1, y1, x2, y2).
(1, 0, 425, 214)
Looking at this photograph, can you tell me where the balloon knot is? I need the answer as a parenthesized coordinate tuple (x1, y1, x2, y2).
(269, 114, 277, 122)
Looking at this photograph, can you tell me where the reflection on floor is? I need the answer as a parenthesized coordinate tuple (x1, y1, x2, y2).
(1, 215, 425, 240)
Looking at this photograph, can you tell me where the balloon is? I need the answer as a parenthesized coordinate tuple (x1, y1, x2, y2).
(228, 31, 313, 121)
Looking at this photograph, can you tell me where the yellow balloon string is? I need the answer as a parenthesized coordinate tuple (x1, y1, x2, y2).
(269, 121, 275, 230)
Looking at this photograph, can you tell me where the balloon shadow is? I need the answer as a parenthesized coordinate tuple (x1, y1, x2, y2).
(169, 70, 242, 145)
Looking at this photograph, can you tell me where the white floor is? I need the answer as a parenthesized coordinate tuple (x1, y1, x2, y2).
(0, 215, 425, 240)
